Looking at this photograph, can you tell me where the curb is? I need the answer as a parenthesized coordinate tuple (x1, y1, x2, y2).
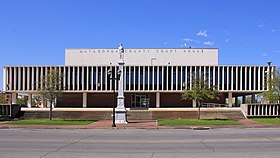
(190, 126, 211, 130)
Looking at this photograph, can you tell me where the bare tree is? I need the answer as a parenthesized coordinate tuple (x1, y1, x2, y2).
(39, 69, 63, 120)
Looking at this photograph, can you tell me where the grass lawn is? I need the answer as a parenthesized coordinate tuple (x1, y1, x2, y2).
(251, 118, 280, 124)
(158, 119, 242, 126)
(6, 119, 95, 125)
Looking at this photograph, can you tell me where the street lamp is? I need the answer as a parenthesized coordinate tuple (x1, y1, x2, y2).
(267, 61, 272, 67)
(107, 67, 122, 127)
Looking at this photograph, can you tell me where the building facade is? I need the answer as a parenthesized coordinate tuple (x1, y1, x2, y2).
(2, 48, 274, 108)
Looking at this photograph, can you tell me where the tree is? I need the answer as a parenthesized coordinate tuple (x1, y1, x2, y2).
(0, 93, 6, 104)
(39, 69, 63, 120)
(17, 95, 28, 106)
(181, 78, 219, 119)
(263, 67, 280, 103)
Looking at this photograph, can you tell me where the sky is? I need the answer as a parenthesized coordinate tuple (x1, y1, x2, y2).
(0, 0, 280, 90)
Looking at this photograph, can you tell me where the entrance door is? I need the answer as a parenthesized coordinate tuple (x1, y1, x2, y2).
(131, 94, 149, 109)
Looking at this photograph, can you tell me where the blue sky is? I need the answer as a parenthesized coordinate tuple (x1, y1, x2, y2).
(0, 0, 280, 90)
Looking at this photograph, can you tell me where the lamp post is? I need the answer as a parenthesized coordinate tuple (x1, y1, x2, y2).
(107, 67, 121, 127)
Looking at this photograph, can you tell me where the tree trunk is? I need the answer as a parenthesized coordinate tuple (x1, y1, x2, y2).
(197, 100, 201, 120)
(49, 99, 53, 120)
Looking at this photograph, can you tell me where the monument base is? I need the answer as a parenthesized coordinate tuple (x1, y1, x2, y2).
(115, 109, 127, 124)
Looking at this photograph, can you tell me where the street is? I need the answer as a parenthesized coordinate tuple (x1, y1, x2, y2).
(0, 128, 280, 158)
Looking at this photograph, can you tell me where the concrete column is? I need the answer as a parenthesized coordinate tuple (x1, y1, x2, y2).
(156, 92, 160, 108)
(46, 100, 51, 108)
(251, 94, 255, 103)
(83, 92, 87, 108)
(228, 92, 233, 107)
(192, 100, 197, 107)
(235, 96, 238, 107)
(47, 100, 55, 108)
(27, 94, 32, 108)
(42, 100, 45, 108)
(242, 95, 246, 104)
(12, 93, 17, 104)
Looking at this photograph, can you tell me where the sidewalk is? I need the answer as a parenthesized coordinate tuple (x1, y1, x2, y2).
(1, 119, 280, 129)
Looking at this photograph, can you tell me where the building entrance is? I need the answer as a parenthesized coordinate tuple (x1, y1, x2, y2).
(131, 94, 149, 109)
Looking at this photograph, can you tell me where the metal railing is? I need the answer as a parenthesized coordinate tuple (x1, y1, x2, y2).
(241, 103, 280, 117)
(201, 103, 226, 108)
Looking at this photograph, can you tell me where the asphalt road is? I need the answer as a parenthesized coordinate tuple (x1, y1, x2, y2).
(0, 128, 280, 158)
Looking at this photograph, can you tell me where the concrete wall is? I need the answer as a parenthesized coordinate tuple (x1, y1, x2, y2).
(65, 48, 218, 66)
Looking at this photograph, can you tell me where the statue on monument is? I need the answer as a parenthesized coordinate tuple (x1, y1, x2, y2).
(119, 43, 124, 61)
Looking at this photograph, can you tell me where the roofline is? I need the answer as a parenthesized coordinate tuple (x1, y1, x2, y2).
(65, 48, 219, 50)
(3, 64, 273, 67)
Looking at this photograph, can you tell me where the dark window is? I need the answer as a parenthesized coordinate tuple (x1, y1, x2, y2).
(145, 66, 148, 90)
(232, 67, 236, 90)
(219, 67, 223, 90)
(79, 67, 83, 90)
(209, 66, 213, 87)
(163, 66, 167, 90)
(83, 67, 87, 90)
(260, 67, 263, 90)
(97, 67, 101, 90)
(159, 66, 162, 90)
(102, 67, 106, 90)
(131, 67, 135, 90)
(173, 66, 177, 90)
(33, 67, 37, 90)
(154, 67, 158, 90)
(25, 67, 28, 90)
(135, 66, 139, 90)
(224, 67, 228, 90)
(149, 66, 153, 90)
(168, 66, 172, 90)
(92, 67, 96, 90)
(242, 67, 246, 90)
(251, 67, 254, 90)
(182, 66, 186, 89)
(125, 66, 129, 90)
(88, 67, 92, 90)
(246, 67, 250, 90)
(140, 66, 144, 90)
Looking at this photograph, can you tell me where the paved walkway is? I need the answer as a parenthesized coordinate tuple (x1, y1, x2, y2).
(1, 119, 280, 129)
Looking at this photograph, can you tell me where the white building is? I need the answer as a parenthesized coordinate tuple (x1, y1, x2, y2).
(2, 48, 274, 109)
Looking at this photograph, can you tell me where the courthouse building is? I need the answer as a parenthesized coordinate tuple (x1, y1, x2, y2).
(2, 47, 274, 109)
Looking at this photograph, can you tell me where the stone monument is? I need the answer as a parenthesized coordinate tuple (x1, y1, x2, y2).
(115, 43, 127, 124)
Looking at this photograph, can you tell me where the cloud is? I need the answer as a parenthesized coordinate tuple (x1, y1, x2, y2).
(180, 43, 188, 47)
(263, 53, 267, 57)
(182, 38, 200, 43)
(272, 29, 277, 32)
(197, 30, 208, 37)
(163, 42, 168, 45)
(225, 39, 230, 42)
(203, 41, 214, 46)
(258, 23, 264, 27)
(223, 29, 230, 35)
(182, 38, 194, 42)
